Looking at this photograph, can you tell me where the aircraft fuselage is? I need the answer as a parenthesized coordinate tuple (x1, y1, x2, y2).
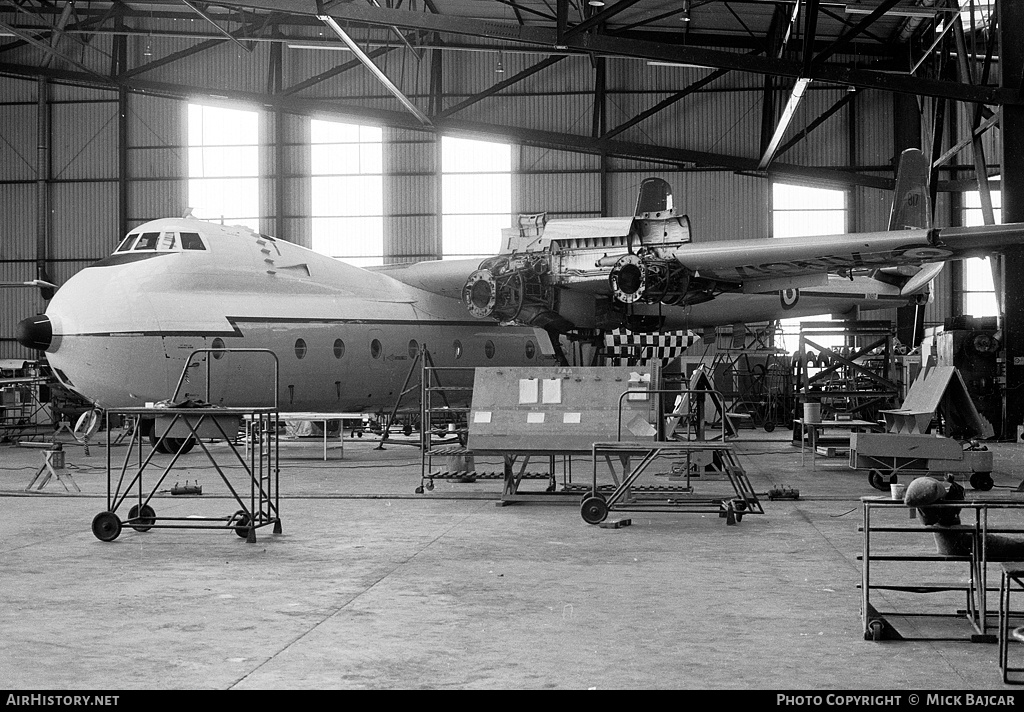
(31, 219, 548, 412)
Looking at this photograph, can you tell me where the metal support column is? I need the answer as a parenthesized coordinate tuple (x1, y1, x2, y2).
(1000, 0, 1024, 437)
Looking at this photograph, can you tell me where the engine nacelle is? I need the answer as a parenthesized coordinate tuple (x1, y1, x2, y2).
(463, 253, 569, 329)
(609, 253, 692, 305)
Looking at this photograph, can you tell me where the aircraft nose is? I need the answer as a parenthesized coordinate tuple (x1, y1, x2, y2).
(16, 315, 52, 351)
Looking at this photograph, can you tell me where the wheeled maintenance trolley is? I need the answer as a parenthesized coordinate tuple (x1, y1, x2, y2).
(90, 347, 282, 543)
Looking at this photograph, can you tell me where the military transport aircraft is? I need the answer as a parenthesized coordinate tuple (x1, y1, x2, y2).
(14, 149, 1024, 440)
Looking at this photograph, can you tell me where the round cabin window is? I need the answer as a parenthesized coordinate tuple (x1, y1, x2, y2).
(334, 339, 345, 359)
(485, 340, 495, 359)
(408, 339, 419, 358)
(371, 339, 382, 359)
(294, 339, 307, 360)
(525, 341, 536, 359)
(211, 337, 226, 360)
(453, 340, 463, 359)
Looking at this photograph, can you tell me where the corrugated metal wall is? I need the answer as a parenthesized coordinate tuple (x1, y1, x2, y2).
(1, 39, 972, 359)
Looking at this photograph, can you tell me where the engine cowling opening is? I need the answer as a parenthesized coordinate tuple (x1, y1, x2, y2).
(462, 254, 561, 327)
(609, 254, 694, 306)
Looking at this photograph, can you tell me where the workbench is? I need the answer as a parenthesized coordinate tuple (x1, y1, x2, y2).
(795, 418, 882, 466)
(860, 496, 1024, 643)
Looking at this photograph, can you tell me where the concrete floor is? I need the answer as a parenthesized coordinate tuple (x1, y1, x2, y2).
(2, 428, 1024, 690)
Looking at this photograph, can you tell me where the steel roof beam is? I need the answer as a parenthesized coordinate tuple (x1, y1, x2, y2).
(179, 0, 253, 53)
(212, 0, 1019, 104)
(435, 54, 565, 119)
(0, 58, 895, 190)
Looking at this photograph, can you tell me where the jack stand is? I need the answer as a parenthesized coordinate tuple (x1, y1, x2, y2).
(26, 444, 80, 492)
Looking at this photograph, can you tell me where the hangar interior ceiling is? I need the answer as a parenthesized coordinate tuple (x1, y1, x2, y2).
(0, 0, 1011, 359)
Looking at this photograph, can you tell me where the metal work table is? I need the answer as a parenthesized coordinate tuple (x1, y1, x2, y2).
(861, 496, 1024, 643)
(998, 563, 1024, 683)
(795, 418, 881, 466)
(262, 411, 364, 460)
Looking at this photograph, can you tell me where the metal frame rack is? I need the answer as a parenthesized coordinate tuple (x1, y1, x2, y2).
(90, 348, 282, 544)
(798, 320, 898, 424)
(860, 497, 1024, 643)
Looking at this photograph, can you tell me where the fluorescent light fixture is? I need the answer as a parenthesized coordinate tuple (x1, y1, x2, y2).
(287, 43, 350, 50)
(647, 61, 713, 70)
(844, 4, 951, 19)
(588, 0, 605, 6)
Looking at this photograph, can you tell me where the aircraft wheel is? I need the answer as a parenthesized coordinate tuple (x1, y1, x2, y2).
(163, 437, 196, 455)
(970, 472, 995, 491)
(148, 430, 170, 454)
(868, 470, 889, 492)
(127, 504, 156, 532)
(763, 421, 776, 432)
(92, 511, 122, 542)
(580, 495, 609, 525)
(233, 510, 252, 539)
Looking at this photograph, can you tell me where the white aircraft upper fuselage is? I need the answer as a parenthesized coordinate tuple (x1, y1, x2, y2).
(30, 218, 550, 412)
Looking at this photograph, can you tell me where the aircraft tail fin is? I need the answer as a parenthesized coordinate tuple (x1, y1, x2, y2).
(634, 178, 674, 216)
(888, 148, 931, 230)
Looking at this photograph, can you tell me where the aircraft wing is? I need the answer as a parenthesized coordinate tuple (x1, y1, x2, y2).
(375, 220, 1024, 331)
(668, 224, 1024, 291)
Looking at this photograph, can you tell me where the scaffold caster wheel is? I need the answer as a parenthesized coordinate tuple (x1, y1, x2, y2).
(91, 511, 122, 542)
(415, 485, 424, 494)
(233, 510, 252, 539)
(763, 421, 776, 432)
(127, 504, 156, 532)
(867, 620, 885, 641)
(970, 472, 994, 491)
(580, 495, 608, 525)
(868, 470, 888, 492)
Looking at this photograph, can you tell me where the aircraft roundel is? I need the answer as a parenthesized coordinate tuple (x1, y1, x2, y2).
(780, 288, 800, 310)
(895, 246, 954, 261)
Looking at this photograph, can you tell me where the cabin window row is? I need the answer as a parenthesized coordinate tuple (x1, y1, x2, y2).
(209, 337, 536, 361)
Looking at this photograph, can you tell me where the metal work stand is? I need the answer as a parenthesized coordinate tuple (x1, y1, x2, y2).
(860, 497, 1024, 643)
(90, 346, 283, 544)
(581, 441, 762, 525)
(92, 407, 280, 543)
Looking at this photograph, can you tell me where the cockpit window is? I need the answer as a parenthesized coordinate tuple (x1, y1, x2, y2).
(157, 232, 176, 250)
(134, 232, 160, 250)
(115, 234, 139, 252)
(180, 232, 207, 250)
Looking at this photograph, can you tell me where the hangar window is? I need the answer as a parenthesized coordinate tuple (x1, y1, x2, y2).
(311, 119, 384, 267)
(187, 103, 260, 232)
(771, 183, 847, 353)
(961, 187, 1000, 318)
(441, 136, 512, 260)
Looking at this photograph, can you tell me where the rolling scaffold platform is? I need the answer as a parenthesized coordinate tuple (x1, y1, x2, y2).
(580, 388, 763, 525)
(90, 348, 281, 543)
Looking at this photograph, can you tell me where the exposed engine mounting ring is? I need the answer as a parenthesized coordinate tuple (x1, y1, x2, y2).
(609, 254, 647, 304)
(464, 269, 499, 318)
